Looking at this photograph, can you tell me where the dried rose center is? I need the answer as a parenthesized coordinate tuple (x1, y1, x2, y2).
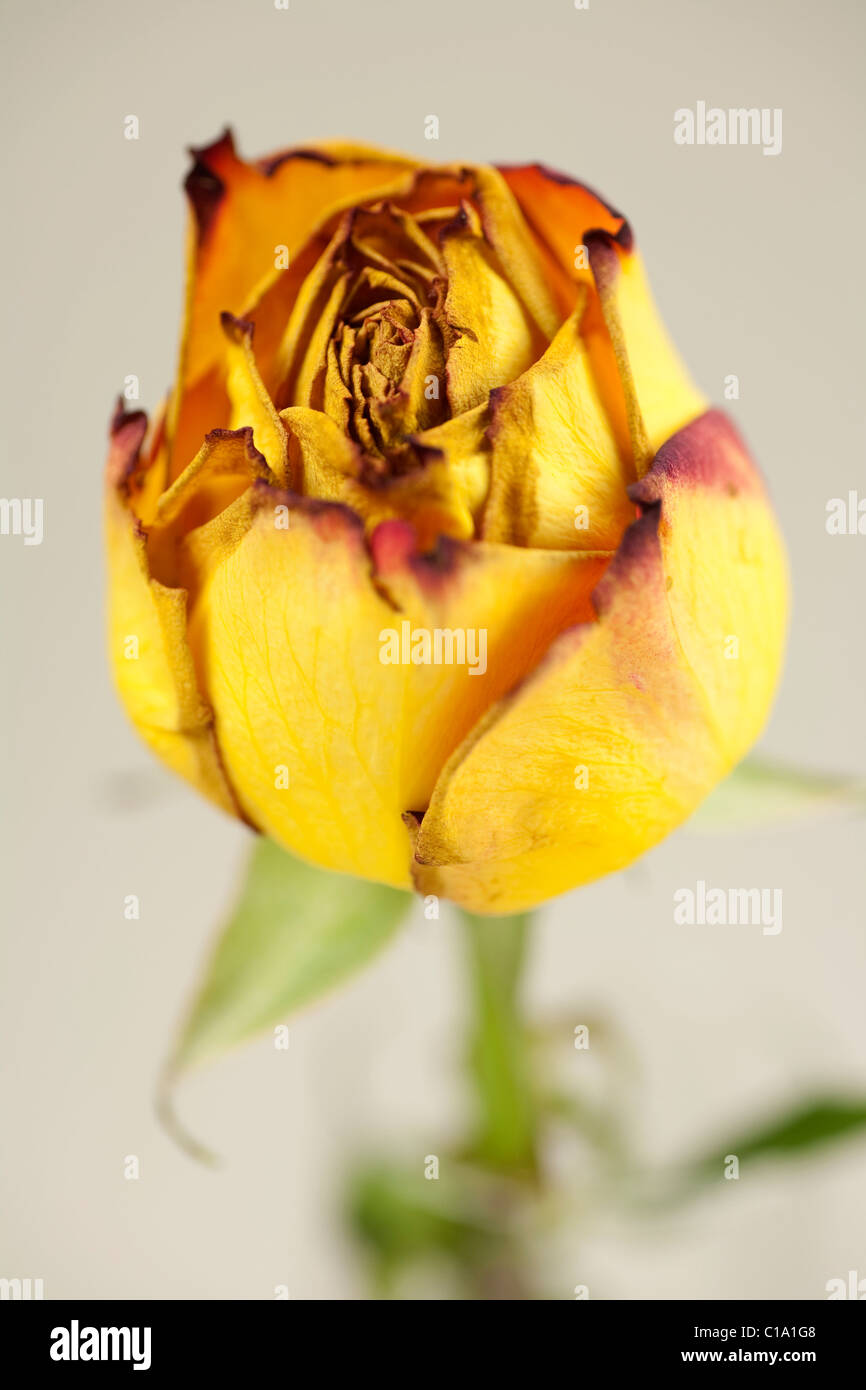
(277, 202, 468, 469)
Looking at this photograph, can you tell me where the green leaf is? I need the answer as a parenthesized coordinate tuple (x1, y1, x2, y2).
(346, 1161, 524, 1298)
(348, 1163, 499, 1265)
(688, 758, 866, 833)
(691, 1097, 866, 1175)
(658, 1097, 866, 1205)
(159, 837, 411, 1159)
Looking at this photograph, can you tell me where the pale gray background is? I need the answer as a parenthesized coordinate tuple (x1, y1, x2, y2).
(1, 0, 864, 1298)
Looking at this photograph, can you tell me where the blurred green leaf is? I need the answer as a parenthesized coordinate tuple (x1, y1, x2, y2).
(685, 1096, 866, 1187)
(349, 1163, 497, 1265)
(172, 837, 411, 1071)
(688, 759, 866, 832)
(347, 1161, 531, 1298)
(159, 838, 410, 1158)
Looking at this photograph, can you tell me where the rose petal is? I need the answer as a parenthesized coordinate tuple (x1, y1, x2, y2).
(413, 409, 788, 913)
(105, 406, 240, 815)
(167, 133, 420, 478)
(480, 297, 636, 550)
(587, 231, 706, 474)
(186, 496, 607, 884)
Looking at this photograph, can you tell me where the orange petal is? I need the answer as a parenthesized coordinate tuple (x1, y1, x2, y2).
(168, 132, 421, 478)
(498, 162, 636, 466)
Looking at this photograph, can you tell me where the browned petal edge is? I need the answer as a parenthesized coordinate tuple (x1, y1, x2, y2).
(107, 397, 158, 511)
(259, 146, 340, 175)
(249, 479, 469, 600)
(106, 401, 260, 832)
(219, 309, 257, 345)
(259, 138, 420, 178)
(184, 127, 319, 244)
(369, 517, 466, 594)
(205, 425, 270, 474)
(478, 382, 539, 546)
(630, 407, 766, 506)
(408, 405, 741, 867)
(583, 226, 622, 295)
(183, 128, 234, 243)
(582, 226, 653, 473)
(108, 397, 149, 494)
(407, 497, 664, 872)
(249, 474, 365, 539)
(355, 434, 468, 494)
(185, 128, 417, 244)
(436, 200, 477, 246)
(497, 161, 635, 251)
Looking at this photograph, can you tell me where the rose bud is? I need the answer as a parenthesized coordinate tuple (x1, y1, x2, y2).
(106, 133, 787, 914)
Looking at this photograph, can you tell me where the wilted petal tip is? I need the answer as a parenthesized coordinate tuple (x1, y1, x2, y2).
(629, 410, 765, 508)
(369, 518, 467, 591)
(107, 400, 149, 489)
(219, 309, 256, 343)
(498, 162, 634, 250)
(250, 477, 366, 541)
(258, 146, 340, 176)
(183, 129, 235, 240)
(204, 425, 268, 472)
(591, 507, 661, 619)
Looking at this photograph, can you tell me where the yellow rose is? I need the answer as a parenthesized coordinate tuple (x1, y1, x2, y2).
(106, 132, 787, 914)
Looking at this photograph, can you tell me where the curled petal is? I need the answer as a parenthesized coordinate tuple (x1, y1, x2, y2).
(413, 410, 788, 914)
(586, 231, 706, 472)
(497, 162, 629, 274)
(471, 165, 563, 340)
(186, 496, 607, 885)
(499, 163, 704, 475)
(105, 407, 240, 815)
(480, 300, 636, 550)
(220, 313, 290, 484)
(441, 205, 540, 415)
(283, 405, 484, 546)
(168, 132, 421, 477)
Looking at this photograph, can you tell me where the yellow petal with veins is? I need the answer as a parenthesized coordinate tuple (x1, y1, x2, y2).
(280, 406, 474, 546)
(471, 166, 563, 341)
(441, 209, 540, 415)
(187, 497, 608, 884)
(587, 232, 706, 473)
(370, 523, 610, 813)
(480, 299, 636, 551)
(151, 425, 273, 593)
(413, 410, 788, 913)
(411, 402, 491, 529)
(220, 313, 289, 484)
(106, 140, 788, 919)
(105, 408, 238, 815)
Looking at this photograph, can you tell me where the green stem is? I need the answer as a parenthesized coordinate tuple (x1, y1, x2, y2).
(459, 909, 537, 1178)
